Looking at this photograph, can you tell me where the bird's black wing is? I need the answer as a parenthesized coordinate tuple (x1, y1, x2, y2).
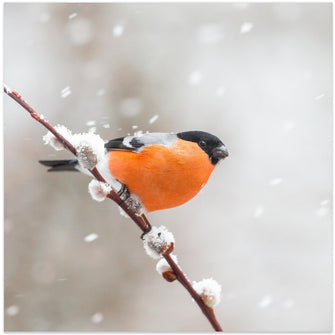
(104, 136, 145, 152)
(105, 137, 134, 152)
(104, 133, 177, 152)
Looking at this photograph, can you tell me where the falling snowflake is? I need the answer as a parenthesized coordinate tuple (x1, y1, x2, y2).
(240, 22, 254, 34)
(113, 24, 124, 37)
(269, 178, 283, 186)
(189, 71, 202, 85)
(253, 206, 264, 218)
(6, 305, 19, 316)
(258, 295, 273, 308)
(314, 94, 325, 101)
(86, 120, 96, 127)
(60, 86, 71, 98)
(91, 312, 104, 324)
(84, 233, 99, 243)
(68, 12, 78, 20)
(320, 200, 330, 206)
(149, 115, 159, 124)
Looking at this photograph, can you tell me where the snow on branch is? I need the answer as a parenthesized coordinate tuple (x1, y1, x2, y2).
(143, 226, 175, 259)
(44, 126, 105, 169)
(73, 132, 105, 170)
(88, 180, 112, 202)
(193, 278, 222, 308)
(156, 254, 178, 282)
(43, 125, 72, 151)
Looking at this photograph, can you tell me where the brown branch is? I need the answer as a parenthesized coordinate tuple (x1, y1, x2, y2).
(3, 86, 150, 234)
(89, 166, 150, 233)
(163, 252, 223, 331)
(4, 85, 223, 332)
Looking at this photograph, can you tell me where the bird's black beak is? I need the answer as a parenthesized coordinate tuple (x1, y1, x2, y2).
(212, 145, 229, 160)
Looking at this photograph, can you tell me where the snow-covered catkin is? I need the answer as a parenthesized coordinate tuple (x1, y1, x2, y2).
(72, 132, 105, 170)
(43, 125, 72, 151)
(192, 278, 222, 308)
(125, 194, 145, 215)
(143, 226, 175, 259)
(156, 254, 178, 282)
(77, 143, 98, 169)
(88, 180, 112, 202)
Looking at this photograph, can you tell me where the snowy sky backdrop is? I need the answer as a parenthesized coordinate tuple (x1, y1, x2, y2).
(4, 3, 332, 332)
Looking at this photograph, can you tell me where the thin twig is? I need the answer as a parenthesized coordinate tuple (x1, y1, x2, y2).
(163, 252, 223, 331)
(3, 86, 150, 234)
(89, 166, 150, 233)
(4, 86, 223, 332)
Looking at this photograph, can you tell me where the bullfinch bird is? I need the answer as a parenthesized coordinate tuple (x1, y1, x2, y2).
(39, 131, 228, 212)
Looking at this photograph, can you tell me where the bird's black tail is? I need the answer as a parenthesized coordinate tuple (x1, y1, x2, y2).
(39, 159, 79, 172)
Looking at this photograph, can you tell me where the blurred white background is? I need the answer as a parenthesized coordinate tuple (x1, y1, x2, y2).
(4, 2, 332, 332)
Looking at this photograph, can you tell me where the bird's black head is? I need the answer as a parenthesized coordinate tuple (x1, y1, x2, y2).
(177, 131, 229, 165)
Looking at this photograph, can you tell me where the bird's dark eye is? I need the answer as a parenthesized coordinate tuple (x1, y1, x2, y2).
(199, 140, 207, 149)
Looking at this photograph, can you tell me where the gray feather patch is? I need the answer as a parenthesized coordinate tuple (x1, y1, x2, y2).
(123, 133, 177, 151)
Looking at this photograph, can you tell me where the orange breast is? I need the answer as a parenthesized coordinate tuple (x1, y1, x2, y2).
(108, 138, 215, 212)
